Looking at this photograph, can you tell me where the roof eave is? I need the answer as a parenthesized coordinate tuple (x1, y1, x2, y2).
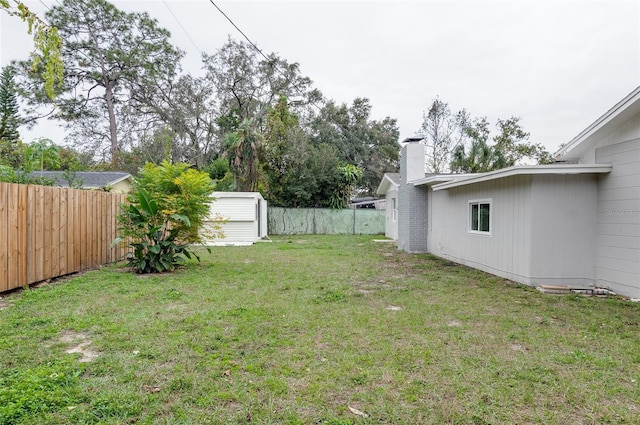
(411, 173, 476, 187)
(432, 165, 612, 191)
(376, 175, 399, 195)
(106, 174, 132, 187)
(554, 86, 640, 159)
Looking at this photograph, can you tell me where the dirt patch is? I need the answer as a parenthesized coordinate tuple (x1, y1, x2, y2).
(61, 330, 100, 362)
(0, 297, 6, 311)
(509, 343, 527, 352)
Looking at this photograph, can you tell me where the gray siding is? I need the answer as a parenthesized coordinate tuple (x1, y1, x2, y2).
(529, 174, 599, 286)
(595, 138, 640, 297)
(428, 175, 534, 282)
(428, 174, 600, 287)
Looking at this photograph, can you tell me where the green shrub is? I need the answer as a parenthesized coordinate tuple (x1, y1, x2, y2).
(115, 189, 199, 273)
(133, 161, 215, 243)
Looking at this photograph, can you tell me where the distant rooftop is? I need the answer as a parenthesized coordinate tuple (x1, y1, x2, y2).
(29, 171, 131, 188)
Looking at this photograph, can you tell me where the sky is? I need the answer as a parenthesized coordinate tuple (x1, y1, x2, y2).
(1, 0, 639, 155)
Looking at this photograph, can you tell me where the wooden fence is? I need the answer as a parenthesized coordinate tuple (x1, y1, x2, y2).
(0, 182, 127, 293)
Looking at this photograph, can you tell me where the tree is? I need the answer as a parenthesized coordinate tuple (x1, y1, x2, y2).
(129, 74, 220, 168)
(450, 117, 503, 173)
(330, 164, 363, 209)
(262, 95, 301, 204)
(309, 98, 399, 195)
(450, 118, 506, 173)
(417, 98, 469, 173)
(493, 117, 554, 165)
(0, 65, 23, 167)
(223, 119, 264, 192)
(22, 137, 61, 171)
(203, 38, 317, 130)
(1, 0, 63, 98)
(20, 0, 183, 167)
(0, 65, 21, 142)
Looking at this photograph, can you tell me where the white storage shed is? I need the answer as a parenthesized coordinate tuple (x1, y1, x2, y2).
(201, 192, 268, 246)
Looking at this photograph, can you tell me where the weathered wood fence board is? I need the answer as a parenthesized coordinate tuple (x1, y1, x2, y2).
(0, 182, 127, 293)
(268, 207, 385, 235)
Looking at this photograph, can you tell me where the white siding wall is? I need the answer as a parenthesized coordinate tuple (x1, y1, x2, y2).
(202, 194, 262, 246)
(579, 114, 640, 163)
(595, 139, 640, 297)
(428, 175, 534, 283)
(385, 188, 398, 240)
(529, 174, 599, 286)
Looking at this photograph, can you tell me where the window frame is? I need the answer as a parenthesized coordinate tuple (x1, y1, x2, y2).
(468, 199, 492, 235)
(391, 197, 397, 222)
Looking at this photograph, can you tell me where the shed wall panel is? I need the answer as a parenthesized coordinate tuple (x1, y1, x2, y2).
(210, 197, 257, 221)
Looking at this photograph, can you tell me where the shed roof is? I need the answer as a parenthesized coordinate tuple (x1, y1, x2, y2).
(213, 191, 264, 200)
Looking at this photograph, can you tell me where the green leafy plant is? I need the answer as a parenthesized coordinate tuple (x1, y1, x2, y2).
(329, 164, 363, 209)
(114, 189, 198, 273)
(134, 161, 216, 243)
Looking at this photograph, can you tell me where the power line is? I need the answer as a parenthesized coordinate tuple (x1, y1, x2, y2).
(162, 0, 202, 55)
(207, 0, 270, 63)
(207, 0, 323, 112)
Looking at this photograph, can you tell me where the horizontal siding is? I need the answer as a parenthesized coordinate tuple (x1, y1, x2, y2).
(598, 234, 639, 249)
(595, 138, 640, 298)
(599, 223, 640, 237)
(598, 186, 640, 201)
(201, 221, 257, 245)
(209, 198, 256, 221)
(597, 245, 640, 262)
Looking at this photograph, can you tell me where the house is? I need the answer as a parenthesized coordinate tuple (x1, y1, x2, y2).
(30, 171, 133, 194)
(201, 192, 268, 246)
(376, 173, 400, 239)
(350, 196, 386, 209)
(387, 87, 639, 298)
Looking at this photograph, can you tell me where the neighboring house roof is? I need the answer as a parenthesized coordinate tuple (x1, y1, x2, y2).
(555, 85, 640, 161)
(429, 164, 612, 191)
(30, 171, 132, 189)
(375, 173, 401, 195)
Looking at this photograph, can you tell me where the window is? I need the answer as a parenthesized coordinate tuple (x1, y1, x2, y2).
(392, 197, 397, 222)
(469, 200, 491, 234)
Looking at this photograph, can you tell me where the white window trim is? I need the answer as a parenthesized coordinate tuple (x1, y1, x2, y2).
(468, 198, 492, 235)
(392, 197, 397, 222)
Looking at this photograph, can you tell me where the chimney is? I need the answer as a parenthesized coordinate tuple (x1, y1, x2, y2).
(400, 137, 425, 183)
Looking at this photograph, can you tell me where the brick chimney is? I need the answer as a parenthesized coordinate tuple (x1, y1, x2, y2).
(398, 138, 429, 253)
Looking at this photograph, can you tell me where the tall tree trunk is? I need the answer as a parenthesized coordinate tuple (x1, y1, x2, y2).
(105, 81, 119, 167)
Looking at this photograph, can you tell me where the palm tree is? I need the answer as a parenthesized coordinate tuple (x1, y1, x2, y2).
(450, 138, 506, 173)
(223, 119, 264, 192)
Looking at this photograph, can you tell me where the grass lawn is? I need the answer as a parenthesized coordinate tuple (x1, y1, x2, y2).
(1, 235, 639, 424)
